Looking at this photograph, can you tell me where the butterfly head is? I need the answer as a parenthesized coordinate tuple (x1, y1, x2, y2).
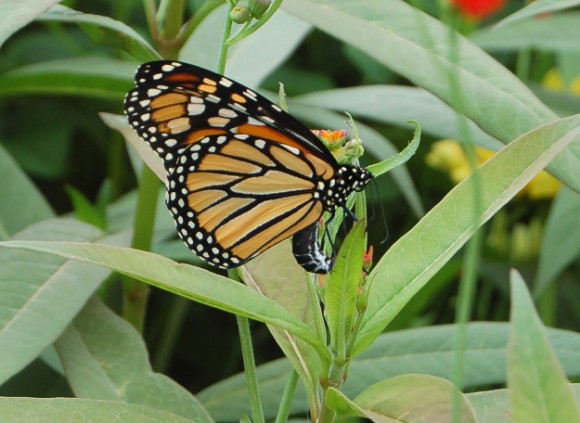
(317, 165, 373, 212)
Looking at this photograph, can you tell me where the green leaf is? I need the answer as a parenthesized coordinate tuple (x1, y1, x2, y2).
(508, 270, 580, 422)
(56, 298, 213, 422)
(0, 0, 60, 48)
(0, 145, 53, 239)
(534, 187, 580, 297)
(0, 397, 194, 423)
(293, 86, 503, 151)
(325, 388, 366, 420)
(197, 322, 580, 421)
(101, 112, 165, 182)
(282, 0, 580, 192)
(0, 241, 322, 351)
(355, 114, 580, 355)
(467, 385, 580, 423)
(367, 122, 420, 177)
(495, 0, 580, 29)
(36, 5, 159, 61)
(0, 219, 128, 385)
(0, 57, 136, 99)
(350, 374, 477, 423)
(327, 219, 366, 360)
(241, 240, 322, 410)
(65, 186, 106, 230)
(471, 13, 580, 52)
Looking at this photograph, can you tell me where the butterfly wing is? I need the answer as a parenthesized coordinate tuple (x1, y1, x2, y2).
(124, 61, 339, 268)
(124, 61, 337, 164)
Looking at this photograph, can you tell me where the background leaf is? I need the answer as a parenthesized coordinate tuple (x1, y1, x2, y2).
(508, 270, 580, 422)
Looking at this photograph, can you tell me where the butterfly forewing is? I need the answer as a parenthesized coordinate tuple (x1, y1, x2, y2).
(124, 61, 336, 163)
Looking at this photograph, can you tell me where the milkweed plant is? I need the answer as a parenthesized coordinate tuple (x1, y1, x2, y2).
(0, 1, 579, 422)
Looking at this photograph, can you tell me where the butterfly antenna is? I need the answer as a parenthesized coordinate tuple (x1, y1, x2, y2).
(371, 179, 390, 245)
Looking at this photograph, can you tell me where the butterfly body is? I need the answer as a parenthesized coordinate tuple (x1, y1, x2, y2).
(124, 61, 372, 273)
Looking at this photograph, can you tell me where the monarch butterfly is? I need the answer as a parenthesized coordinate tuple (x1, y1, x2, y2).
(124, 61, 372, 273)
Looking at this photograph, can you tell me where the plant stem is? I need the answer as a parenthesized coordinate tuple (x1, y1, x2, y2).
(236, 314, 265, 423)
(274, 369, 299, 423)
(152, 296, 190, 372)
(122, 165, 160, 332)
(157, 0, 185, 40)
(143, 0, 158, 41)
(217, 6, 234, 73)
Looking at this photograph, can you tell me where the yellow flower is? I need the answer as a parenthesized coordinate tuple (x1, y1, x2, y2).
(426, 139, 561, 200)
(542, 68, 580, 95)
(526, 170, 562, 200)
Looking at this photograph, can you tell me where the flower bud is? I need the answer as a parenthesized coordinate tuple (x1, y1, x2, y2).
(248, 0, 271, 18)
(230, 6, 250, 24)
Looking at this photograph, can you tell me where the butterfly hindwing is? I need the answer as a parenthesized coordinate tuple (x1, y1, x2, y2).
(166, 133, 325, 267)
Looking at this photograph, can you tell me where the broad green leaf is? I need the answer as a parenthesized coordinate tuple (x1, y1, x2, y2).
(471, 13, 580, 52)
(101, 112, 166, 182)
(227, 9, 312, 87)
(0, 241, 322, 351)
(351, 374, 477, 423)
(325, 388, 366, 420)
(282, 0, 580, 192)
(293, 86, 504, 151)
(56, 298, 212, 422)
(467, 385, 580, 423)
(0, 145, 53, 239)
(508, 270, 580, 422)
(327, 219, 366, 360)
(0, 57, 135, 99)
(0, 0, 59, 48)
(534, 187, 580, 297)
(37, 5, 159, 61)
(241, 240, 322, 410)
(197, 323, 580, 420)
(0, 219, 128, 385)
(0, 397, 193, 423)
(495, 0, 580, 29)
(355, 114, 580, 355)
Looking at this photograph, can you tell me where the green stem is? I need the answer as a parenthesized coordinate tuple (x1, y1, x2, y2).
(157, 0, 185, 40)
(122, 165, 160, 333)
(217, 6, 234, 73)
(152, 296, 190, 372)
(515, 49, 531, 83)
(538, 280, 557, 327)
(274, 369, 299, 423)
(236, 314, 265, 423)
(229, 269, 264, 423)
(143, 0, 158, 41)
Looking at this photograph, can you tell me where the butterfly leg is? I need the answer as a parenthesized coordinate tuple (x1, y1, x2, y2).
(292, 223, 334, 274)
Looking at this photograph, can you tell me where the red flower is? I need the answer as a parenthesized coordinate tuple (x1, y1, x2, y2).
(452, 0, 505, 20)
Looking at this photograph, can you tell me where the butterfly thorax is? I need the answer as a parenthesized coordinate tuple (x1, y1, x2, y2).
(315, 165, 373, 212)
